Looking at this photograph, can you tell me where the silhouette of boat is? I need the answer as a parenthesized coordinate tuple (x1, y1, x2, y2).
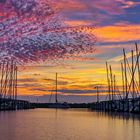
(48, 73, 70, 109)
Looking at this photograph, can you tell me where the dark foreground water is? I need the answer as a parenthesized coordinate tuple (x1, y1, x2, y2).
(0, 109, 140, 140)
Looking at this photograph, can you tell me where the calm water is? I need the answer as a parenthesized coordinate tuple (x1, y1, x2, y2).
(0, 109, 140, 140)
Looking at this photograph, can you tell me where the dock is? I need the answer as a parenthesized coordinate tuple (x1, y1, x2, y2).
(91, 43, 140, 113)
(90, 98, 140, 113)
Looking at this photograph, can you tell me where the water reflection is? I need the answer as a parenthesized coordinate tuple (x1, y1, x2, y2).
(0, 109, 139, 140)
(93, 111, 140, 121)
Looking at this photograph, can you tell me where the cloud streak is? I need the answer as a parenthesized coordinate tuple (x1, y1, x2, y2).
(94, 24, 140, 43)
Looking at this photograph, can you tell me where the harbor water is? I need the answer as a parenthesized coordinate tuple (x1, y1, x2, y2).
(0, 109, 140, 140)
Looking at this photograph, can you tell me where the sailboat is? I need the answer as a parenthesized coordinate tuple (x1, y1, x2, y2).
(48, 73, 70, 109)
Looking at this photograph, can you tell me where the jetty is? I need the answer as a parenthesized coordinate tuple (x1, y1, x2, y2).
(91, 43, 140, 113)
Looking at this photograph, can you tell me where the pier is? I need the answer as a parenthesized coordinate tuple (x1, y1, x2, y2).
(91, 43, 140, 113)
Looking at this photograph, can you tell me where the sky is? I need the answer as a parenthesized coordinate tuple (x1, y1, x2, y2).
(0, 0, 140, 103)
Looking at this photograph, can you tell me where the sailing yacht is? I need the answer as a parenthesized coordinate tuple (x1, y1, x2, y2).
(48, 73, 70, 109)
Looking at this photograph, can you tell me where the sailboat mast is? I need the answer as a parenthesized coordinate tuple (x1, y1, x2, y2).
(96, 86, 99, 103)
(110, 65, 113, 101)
(121, 62, 125, 99)
(135, 43, 140, 91)
(131, 50, 135, 99)
(123, 49, 128, 99)
(55, 73, 58, 103)
(106, 62, 111, 101)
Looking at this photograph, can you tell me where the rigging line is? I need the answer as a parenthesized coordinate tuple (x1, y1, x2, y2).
(48, 92, 52, 103)
(113, 75, 123, 100)
(126, 56, 139, 91)
(126, 52, 140, 98)
(48, 83, 57, 103)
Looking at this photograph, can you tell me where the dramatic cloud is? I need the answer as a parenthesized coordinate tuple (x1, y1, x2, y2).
(0, 0, 96, 64)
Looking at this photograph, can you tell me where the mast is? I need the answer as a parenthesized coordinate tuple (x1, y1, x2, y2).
(123, 49, 128, 99)
(131, 50, 135, 99)
(121, 63, 125, 99)
(3, 62, 9, 98)
(96, 86, 99, 103)
(15, 66, 17, 101)
(113, 75, 116, 100)
(12, 63, 16, 100)
(0, 62, 5, 98)
(135, 43, 140, 92)
(55, 73, 58, 103)
(106, 62, 111, 101)
(8, 61, 13, 99)
(110, 65, 113, 101)
(0, 63, 1, 99)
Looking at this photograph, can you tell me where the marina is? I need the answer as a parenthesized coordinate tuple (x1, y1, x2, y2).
(0, 1, 140, 140)
(1, 44, 140, 113)
(91, 43, 140, 113)
(0, 61, 32, 110)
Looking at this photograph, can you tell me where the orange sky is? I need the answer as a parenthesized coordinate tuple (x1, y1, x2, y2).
(17, 23, 140, 102)
(1, 0, 140, 103)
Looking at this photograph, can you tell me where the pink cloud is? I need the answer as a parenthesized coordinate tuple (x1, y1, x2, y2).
(0, 0, 96, 64)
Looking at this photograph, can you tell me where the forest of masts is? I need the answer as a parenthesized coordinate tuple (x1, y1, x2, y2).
(99, 43, 140, 102)
(0, 61, 18, 101)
